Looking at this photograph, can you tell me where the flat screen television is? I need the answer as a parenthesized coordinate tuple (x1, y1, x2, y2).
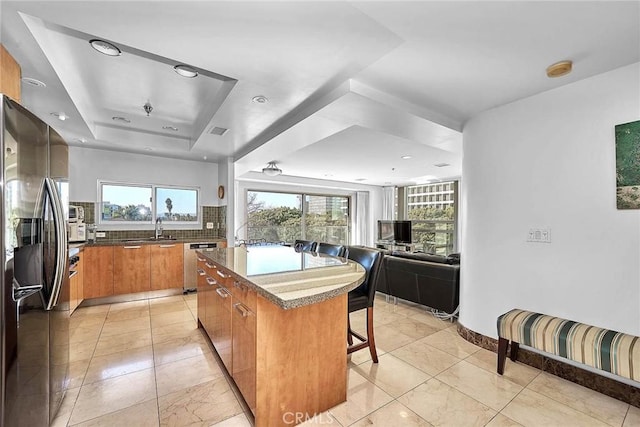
(377, 220, 412, 243)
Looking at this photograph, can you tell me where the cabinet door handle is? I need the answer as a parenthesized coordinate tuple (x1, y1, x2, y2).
(216, 270, 226, 278)
(206, 277, 217, 286)
(234, 303, 251, 317)
(160, 244, 175, 248)
(215, 287, 229, 298)
(205, 262, 215, 269)
(197, 268, 205, 276)
(123, 245, 141, 249)
(197, 257, 206, 262)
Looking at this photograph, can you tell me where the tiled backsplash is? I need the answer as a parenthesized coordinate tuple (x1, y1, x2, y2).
(71, 201, 227, 240)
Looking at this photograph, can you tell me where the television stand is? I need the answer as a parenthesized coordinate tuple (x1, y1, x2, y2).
(375, 241, 415, 252)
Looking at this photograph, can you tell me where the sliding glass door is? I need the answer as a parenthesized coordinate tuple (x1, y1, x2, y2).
(303, 195, 349, 244)
(246, 191, 349, 245)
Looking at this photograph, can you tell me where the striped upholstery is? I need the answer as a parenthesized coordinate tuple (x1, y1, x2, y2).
(497, 309, 640, 382)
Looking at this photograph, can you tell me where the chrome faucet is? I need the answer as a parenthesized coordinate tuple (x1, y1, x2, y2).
(155, 217, 163, 239)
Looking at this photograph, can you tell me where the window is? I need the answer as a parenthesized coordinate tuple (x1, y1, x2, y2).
(99, 181, 199, 226)
(245, 190, 350, 245)
(404, 181, 458, 255)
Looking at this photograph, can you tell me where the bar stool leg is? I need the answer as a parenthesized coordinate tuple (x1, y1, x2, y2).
(367, 306, 378, 363)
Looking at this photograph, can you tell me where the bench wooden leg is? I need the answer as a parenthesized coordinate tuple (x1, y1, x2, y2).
(497, 337, 508, 375)
(510, 341, 519, 362)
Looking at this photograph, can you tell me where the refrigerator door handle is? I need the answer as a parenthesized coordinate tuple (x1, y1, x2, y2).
(11, 278, 47, 308)
(44, 177, 68, 311)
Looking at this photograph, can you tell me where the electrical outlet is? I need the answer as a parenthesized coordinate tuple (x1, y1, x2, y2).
(527, 228, 551, 243)
(206, 222, 214, 229)
(96, 232, 106, 238)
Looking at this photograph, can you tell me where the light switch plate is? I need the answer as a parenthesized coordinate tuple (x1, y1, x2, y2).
(206, 222, 214, 229)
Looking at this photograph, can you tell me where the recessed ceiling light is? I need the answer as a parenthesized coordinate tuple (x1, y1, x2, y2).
(324, 174, 333, 177)
(203, 156, 207, 160)
(401, 155, 412, 160)
(173, 64, 198, 78)
(384, 182, 392, 185)
(89, 39, 121, 56)
(22, 77, 46, 88)
(252, 95, 268, 104)
(74, 138, 87, 144)
(434, 163, 450, 167)
(162, 126, 179, 131)
(112, 116, 131, 123)
(50, 112, 67, 121)
(546, 60, 572, 78)
(355, 178, 366, 182)
(144, 147, 153, 151)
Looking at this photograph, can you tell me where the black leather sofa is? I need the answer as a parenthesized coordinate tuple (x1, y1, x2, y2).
(378, 251, 460, 315)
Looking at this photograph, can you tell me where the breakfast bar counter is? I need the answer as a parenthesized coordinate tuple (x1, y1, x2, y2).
(196, 245, 365, 426)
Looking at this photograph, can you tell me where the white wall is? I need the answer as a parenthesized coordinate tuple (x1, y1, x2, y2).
(235, 172, 383, 246)
(460, 62, 640, 338)
(69, 147, 219, 205)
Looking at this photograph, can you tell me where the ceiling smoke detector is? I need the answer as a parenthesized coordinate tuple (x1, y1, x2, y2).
(546, 60, 573, 78)
(112, 116, 131, 123)
(434, 163, 450, 167)
(173, 64, 198, 78)
(262, 161, 282, 176)
(252, 95, 268, 104)
(89, 39, 122, 56)
(162, 125, 178, 131)
(50, 112, 67, 121)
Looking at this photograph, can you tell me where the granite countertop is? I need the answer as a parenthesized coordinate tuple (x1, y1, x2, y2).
(198, 245, 365, 310)
(77, 238, 226, 247)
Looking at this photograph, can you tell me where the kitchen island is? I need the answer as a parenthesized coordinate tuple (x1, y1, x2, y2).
(196, 245, 365, 426)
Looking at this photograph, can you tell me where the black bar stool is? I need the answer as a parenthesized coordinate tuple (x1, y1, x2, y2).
(316, 242, 346, 257)
(346, 246, 384, 363)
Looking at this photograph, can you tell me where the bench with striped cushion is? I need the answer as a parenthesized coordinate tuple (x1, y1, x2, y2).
(496, 309, 640, 382)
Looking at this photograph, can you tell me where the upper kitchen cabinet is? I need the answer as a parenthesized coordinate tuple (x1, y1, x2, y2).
(0, 44, 21, 103)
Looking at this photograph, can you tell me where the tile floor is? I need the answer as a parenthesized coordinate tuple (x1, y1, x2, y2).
(52, 293, 639, 426)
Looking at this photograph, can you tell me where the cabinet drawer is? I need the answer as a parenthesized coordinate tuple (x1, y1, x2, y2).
(230, 279, 256, 313)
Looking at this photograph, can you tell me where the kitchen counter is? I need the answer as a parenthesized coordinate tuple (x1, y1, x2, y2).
(196, 245, 362, 426)
(198, 245, 364, 309)
(75, 237, 226, 247)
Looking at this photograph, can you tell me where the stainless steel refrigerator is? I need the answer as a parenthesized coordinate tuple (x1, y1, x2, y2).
(0, 95, 70, 426)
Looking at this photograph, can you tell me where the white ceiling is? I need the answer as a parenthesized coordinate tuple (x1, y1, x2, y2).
(2, 1, 638, 187)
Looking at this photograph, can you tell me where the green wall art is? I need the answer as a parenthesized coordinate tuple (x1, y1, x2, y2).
(616, 120, 640, 209)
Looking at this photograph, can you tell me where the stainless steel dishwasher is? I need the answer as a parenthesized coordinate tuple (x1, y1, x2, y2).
(183, 242, 219, 292)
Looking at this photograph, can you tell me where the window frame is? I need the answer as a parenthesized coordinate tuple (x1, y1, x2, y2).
(97, 180, 201, 230)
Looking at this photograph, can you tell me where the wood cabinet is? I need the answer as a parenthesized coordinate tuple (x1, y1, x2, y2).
(209, 265, 233, 373)
(150, 243, 183, 290)
(197, 254, 348, 426)
(0, 44, 21, 103)
(69, 251, 84, 313)
(114, 245, 150, 295)
(196, 257, 207, 323)
(230, 281, 256, 412)
(83, 246, 114, 299)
